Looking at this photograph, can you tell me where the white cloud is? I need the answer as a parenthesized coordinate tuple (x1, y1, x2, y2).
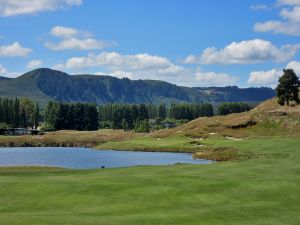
(53, 51, 238, 87)
(184, 39, 298, 64)
(27, 60, 43, 69)
(45, 38, 114, 51)
(286, 60, 300, 74)
(50, 26, 79, 38)
(0, 42, 32, 57)
(45, 26, 115, 51)
(248, 69, 282, 86)
(280, 6, 300, 22)
(277, 0, 300, 6)
(0, 64, 21, 78)
(254, 20, 300, 35)
(195, 70, 238, 86)
(59, 52, 172, 70)
(0, 0, 82, 17)
(254, 0, 300, 35)
(247, 60, 300, 87)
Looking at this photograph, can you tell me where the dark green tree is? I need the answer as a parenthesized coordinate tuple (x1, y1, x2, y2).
(13, 98, 20, 128)
(34, 102, 40, 129)
(276, 69, 300, 105)
(44, 101, 59, 130)
(217, 102, 251, 116)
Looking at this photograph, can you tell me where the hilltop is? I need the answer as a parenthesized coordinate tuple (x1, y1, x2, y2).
(0, 68, 275, 105)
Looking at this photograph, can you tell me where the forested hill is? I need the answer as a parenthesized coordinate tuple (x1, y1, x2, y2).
(0, 68, 275, 104)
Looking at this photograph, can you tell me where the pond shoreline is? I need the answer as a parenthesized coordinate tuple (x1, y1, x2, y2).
(0, 147, 212, 169)
(0, 136, 237, 162)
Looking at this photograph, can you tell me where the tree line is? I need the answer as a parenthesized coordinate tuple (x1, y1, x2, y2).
(98, 103, 214, 131)
(1, 97, 254, 132)
(0, 97, 39, 129)
(217, 102, 251, 115)
(44, 101, 99, 131)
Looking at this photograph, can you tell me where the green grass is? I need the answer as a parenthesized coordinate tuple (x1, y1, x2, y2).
(0, 137, 299, 225)
(96, 134, 240, 161)
(97, 134, 198, 152)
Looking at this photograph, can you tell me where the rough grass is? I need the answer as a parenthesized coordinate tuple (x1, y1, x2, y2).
(0, 130, 138, 147)
(0, 137, 299, 225)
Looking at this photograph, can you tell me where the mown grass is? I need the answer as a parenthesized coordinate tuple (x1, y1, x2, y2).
(0, 137, 299, 225)
(97, 134, 197, 152)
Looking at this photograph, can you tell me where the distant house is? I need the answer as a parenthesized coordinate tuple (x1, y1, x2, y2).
(13, 128, 31, 135)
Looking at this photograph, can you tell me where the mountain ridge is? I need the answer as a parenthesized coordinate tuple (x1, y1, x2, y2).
(0, 68, 275, 105)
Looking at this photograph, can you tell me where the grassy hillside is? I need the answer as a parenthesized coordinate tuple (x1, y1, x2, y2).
(0, 68, 275, 105)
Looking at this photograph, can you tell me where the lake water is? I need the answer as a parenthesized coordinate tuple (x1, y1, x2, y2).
(0, 147, 212, 169)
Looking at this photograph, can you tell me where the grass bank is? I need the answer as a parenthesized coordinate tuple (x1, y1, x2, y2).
(0, 137, 299, 225)
(0, 130, 138, 147)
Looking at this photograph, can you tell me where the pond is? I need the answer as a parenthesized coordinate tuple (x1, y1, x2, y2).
(0, 147, 213, 169)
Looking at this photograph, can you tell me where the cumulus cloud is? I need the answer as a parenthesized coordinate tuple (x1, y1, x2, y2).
(45, 26, 115, 51)
(58, 52, 172, 70)
(53, 51, 238, 87)
(254, 20, 300, 35)
(50, 26, 80, 38)
(286, 60, 300, 74)
(0, 42, 32, 57)
(183, 39, 298, 64)
(277, 0, 300, 6)
(0, 0, 82, 17)
(280, 6, 300, 22)
(195, 70, 239, 86)
(254, 0, 300, 35)
(247, 60, 300, 87)
(248, 69, 282, 86)
(45, 38, 114, 51)
(27, 60, 43, 69)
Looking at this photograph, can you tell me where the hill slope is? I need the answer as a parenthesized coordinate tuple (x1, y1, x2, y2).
(0, 68, 275, 104)
(152, 98, 300, 138)
(97, 98, 300, 160)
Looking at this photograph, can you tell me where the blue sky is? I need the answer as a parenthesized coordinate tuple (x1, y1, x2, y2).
(0, 0, 300, 87)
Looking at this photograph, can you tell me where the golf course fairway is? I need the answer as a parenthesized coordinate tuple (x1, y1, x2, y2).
(0, 137, 299, 225)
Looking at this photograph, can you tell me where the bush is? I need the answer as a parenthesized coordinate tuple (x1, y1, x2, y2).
(0, 123, 10, 129)
(134, 120, 150, 133)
